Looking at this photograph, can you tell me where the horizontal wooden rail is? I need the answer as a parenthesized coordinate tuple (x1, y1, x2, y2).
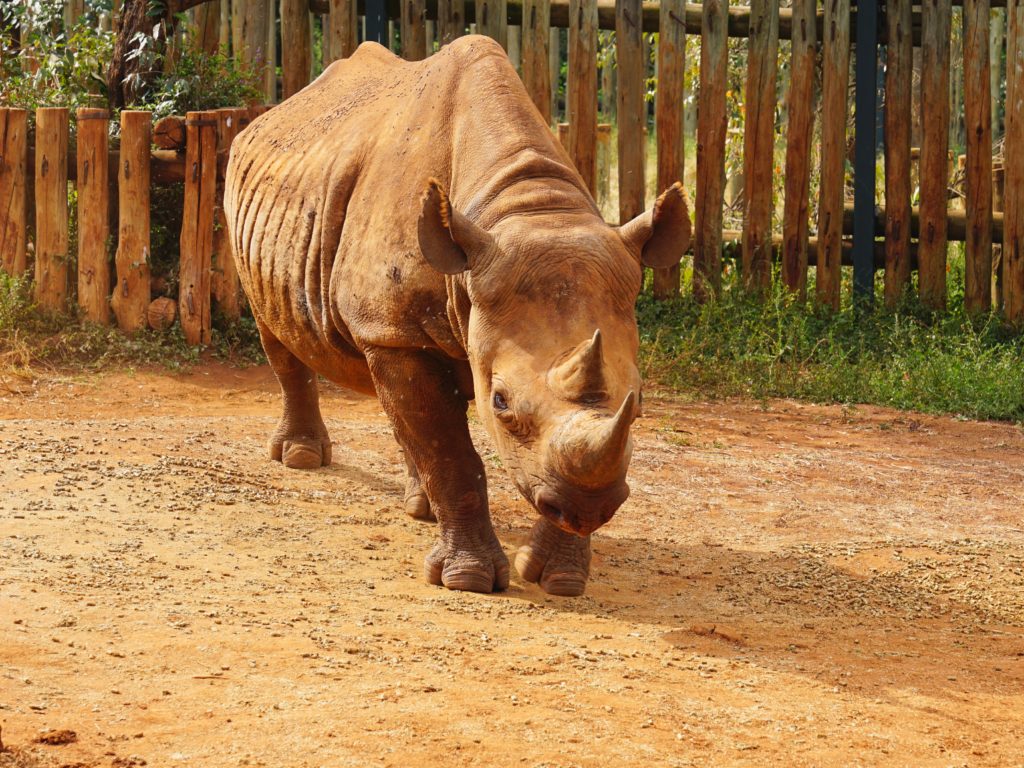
(309, 0, 960, 43)
(27, 146, 231, 185)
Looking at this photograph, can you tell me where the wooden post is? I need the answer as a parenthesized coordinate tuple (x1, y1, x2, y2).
(220, 0, 230, 51)
(781, 0, 815, 296)
(212, 108, 244, 322)
(994, 165, 1005, 308)
(239, 0, 270, 75)
(0, 108, 28, 277)
(283, 0, 312, 98)
(919, 0, 951, 309)
(180, 111, 218, 346)
(268, 0, 279, 101)
(653, 0, 686, 299)
(884, 0, 912, 306)
(112, 111, 151, 332)
(522, 0, 551, 124)
(741, 0, 779, 291)
(694, 0, 728, 301)
(508, 24, 521, 70)
(35, 108, 69, 310)
(401, 0, 427, 60)
(1006, 0, 1024, 323)
(438, 0, 465, 45)
(328, 0, 358, 62)
(475, 0, 507, 49)
(615, 0, 644, 231)
(964, 0, 992, 314)
(76, 108, 110, 325)
(549, 27, 561, 124)
(568, 0, 598, 196)
(195, 0, 221, 54)
(816, 0, 849, 310)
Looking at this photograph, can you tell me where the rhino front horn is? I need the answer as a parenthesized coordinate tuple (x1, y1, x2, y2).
(550, 329, 608, 400)
(554, 391, 635, 490)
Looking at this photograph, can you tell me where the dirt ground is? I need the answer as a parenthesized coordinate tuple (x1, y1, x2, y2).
(1, 362, 1023, 768)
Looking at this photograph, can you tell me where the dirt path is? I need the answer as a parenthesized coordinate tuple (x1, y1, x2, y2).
(1, 363, 1023, 767)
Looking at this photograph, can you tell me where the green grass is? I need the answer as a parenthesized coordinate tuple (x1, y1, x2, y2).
(637, 267, 1024, 423)
(0, 272, 266, 374)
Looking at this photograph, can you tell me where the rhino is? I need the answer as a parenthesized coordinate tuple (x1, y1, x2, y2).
(224, 36, 691, 596)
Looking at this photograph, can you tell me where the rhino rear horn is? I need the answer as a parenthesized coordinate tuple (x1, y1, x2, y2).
(418, 178, 497, 274)
(617, 182, 692, 269)
(549, 329, 608, 401)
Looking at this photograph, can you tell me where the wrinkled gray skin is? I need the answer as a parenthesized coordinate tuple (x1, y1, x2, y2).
(224, 36, 690, 596)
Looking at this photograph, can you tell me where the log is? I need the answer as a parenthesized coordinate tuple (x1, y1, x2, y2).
(694, 0, 728, 302)
(112, 111, 152, 332)
(153, 115, 187, 150)
(616, 0, 645, 236)
(34, 108, 69, 310)
(283, 0, 313, 98)
(402, 0, 428, 59)
(238, 1, 271, 87)
(918, 0, 952, 309)
(964, 0, 992, 313)
(884, 0, 912, 306)
(741, 0, 778, 291)
(148, 297, 178, 330)
(475, 0, 507, 47)
(567, 0, 598, 195)
(179, 111, 218, 346)
(438, 0, 466, 43)
(0, 108, 28, 277)
(522, 0, 552, 124)
(328, 0, 359, 61)
(815, 0, 849, 310)
(212, 108, 243, 322)
(780, 0, 815, 296)
(1003, 0, 1023, 323)
(653, 0, 686, 299)
(76, 108, 110, 325)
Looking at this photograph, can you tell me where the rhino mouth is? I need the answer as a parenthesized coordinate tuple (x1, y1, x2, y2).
(533, 487, 622, 537)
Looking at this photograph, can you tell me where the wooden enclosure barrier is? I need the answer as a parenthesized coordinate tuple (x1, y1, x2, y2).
(35, 108, 69, 310)
(616, 0, 645, 240)
(694, 0, 728, 301)
(112, 111, 152, 332)
(1007, 0, 1024, 323)
(76, 108, 110, 324)
(0, 109, 28, 278)
(780, 0, 814, 297)
(653, 0, 686, 299)
(212, 107, 244, 322)
(567, 0, 598, 195)
(884, 0, 912, 307)
(964, 0, 993, 313)
(180, 111, 219, 347)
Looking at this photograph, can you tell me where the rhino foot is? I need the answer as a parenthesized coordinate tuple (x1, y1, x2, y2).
(515, 516, 592, 597)
(268, 433, 332, 469)
(425, 524, 510, 593)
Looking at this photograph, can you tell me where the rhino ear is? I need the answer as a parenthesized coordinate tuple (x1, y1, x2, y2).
(418, 178, 497, 275)
(617, 182, 692, 269)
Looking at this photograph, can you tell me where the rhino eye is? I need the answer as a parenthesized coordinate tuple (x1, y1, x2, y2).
(493, 391, 509, 411)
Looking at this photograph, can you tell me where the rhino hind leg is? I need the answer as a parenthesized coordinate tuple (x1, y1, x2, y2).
(399, 444, 436, 522)
(515, 516, 592, 597)
(256, 316, 332, 470)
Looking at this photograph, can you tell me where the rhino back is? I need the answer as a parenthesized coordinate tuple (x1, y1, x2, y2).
(225, 36, 592, 380)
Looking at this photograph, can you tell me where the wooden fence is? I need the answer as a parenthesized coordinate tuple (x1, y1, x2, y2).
(1, 0, 1020, 348)
(0, 104, 274, 346)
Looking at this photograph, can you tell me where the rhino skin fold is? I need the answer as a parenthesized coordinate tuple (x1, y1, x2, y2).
(224, 36, 691, 596)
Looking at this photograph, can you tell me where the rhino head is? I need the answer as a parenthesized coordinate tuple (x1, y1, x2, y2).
(418, 179, 691, 537)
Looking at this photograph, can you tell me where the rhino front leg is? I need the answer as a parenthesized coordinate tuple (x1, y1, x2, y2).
(366, 346, 509, 593)
(515, 516, 592, 597)
(256, 316, 332, 469)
